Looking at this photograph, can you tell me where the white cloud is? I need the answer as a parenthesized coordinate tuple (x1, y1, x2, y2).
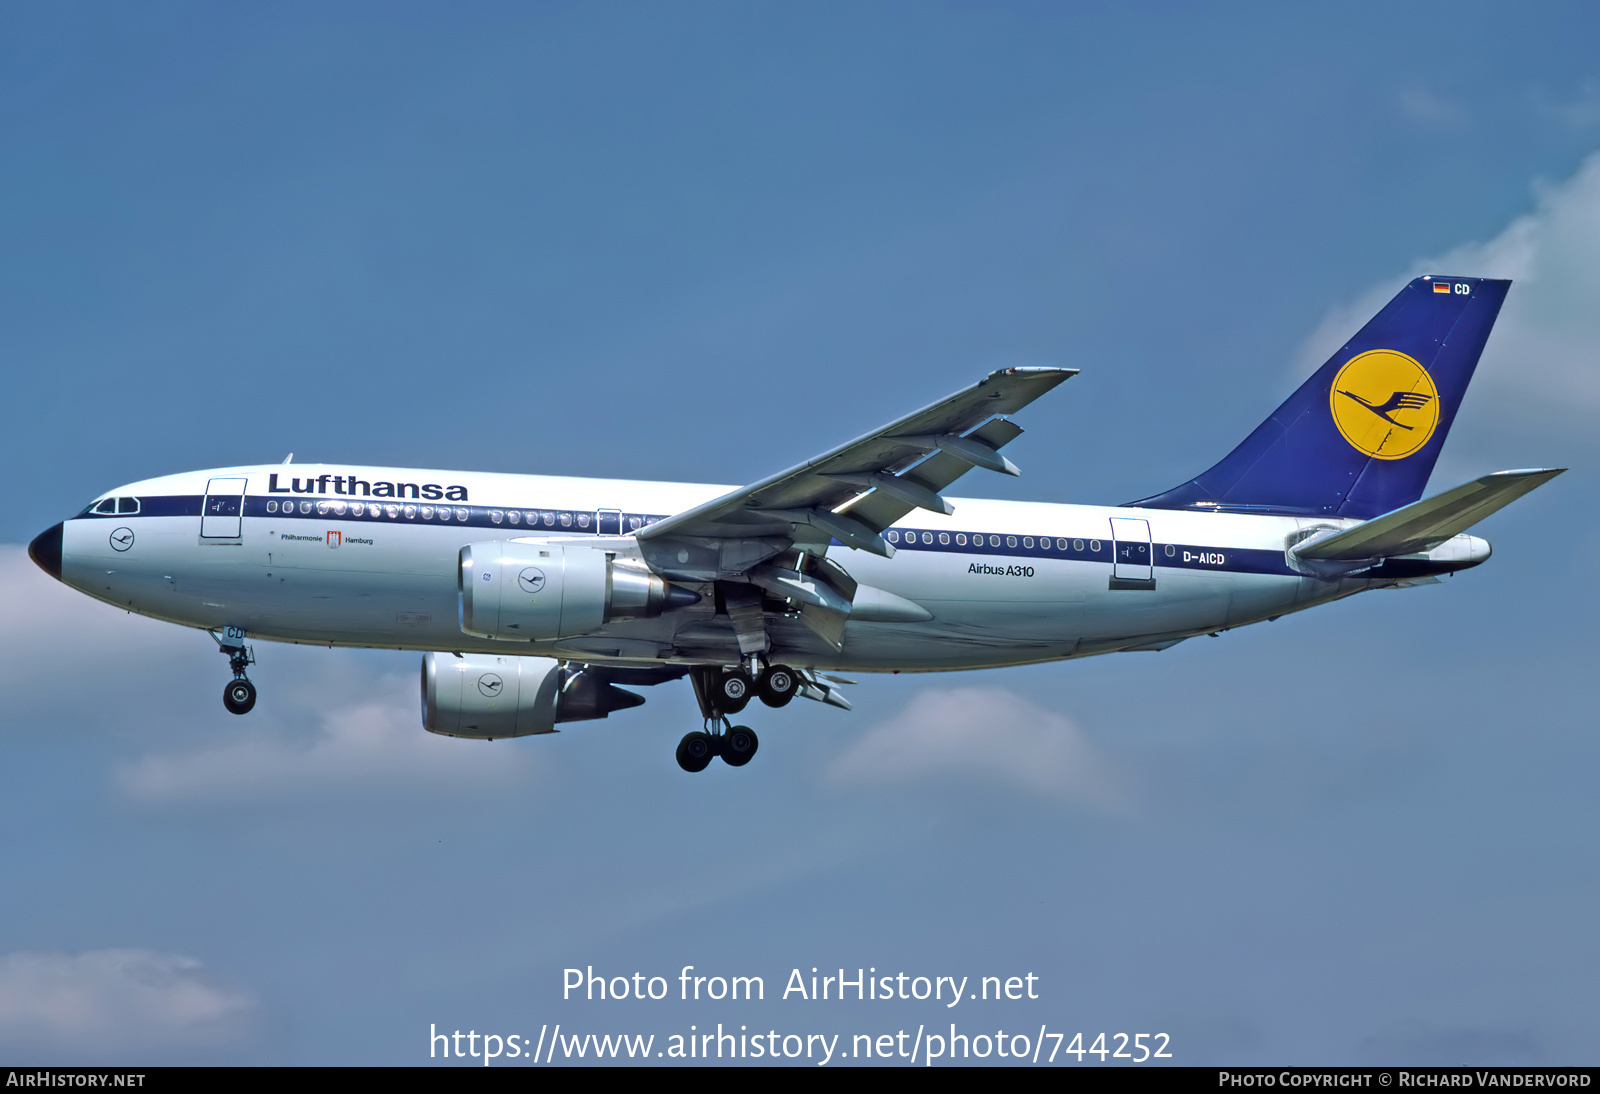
(0, 546, 197, 690)
(0, 545, 535, 802)
(1292, 151, 1600, 428)
(830, 686, 1122, 806)
(1532, 79, 1600, 130)
(117, 676, 533, 804)
(0, 949, 254, 1055)
(1399, 87, 1468, 128)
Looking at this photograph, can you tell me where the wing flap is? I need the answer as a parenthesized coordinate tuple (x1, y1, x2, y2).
(1295, 468, 1564, 561)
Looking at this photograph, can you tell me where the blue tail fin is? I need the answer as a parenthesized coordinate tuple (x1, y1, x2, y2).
(1129, 276, 1510, 518)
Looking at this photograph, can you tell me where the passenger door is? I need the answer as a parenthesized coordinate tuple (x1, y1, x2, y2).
(201, 477, 247, 539)
(1109, 516, 1155, 589)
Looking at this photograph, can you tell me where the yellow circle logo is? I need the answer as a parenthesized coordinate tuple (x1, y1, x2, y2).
(1329, 349, 1439, 460)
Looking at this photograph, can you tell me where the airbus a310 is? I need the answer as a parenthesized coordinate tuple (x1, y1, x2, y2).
(29, 276, 1560, 772)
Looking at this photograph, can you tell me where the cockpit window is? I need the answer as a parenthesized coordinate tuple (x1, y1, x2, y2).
(117, 497, 140, 514)
(93, 498, 117, 515)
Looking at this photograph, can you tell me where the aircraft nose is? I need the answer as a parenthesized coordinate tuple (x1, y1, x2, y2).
(28, 523, 63, 581)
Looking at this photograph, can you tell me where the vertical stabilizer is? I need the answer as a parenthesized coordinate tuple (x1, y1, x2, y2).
(1129, 277, 1509, 518)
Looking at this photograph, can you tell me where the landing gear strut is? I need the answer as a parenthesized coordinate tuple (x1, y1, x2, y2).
(678, 666, 765, 772)
(213, 631, 257, 715)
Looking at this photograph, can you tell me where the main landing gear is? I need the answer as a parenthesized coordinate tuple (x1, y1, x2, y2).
(676, 663, 798, 772)
(674, 722, 758, 773)
(212, 631, 257, 715)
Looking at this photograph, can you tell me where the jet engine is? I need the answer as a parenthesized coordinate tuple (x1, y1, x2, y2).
(421, 652, 645, 738)
(458, 542, 698, 641)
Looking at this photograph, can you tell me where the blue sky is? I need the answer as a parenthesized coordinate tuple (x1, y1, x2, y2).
(2, 3, 1597, 1065)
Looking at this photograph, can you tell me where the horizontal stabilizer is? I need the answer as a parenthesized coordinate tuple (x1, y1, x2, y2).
(1295, 469, 1564, 561)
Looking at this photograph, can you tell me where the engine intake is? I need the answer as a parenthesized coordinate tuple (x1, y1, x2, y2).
(458, 541, 698, 641)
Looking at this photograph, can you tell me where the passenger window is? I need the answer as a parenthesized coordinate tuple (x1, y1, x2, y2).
(886, 530, 898, 543)
(921, 532, 933, 544)
(1022, 537, 1033, 548)
(559, 512, 572, 527)
(955, 533, 966, 545)
(1073, 539, 1084, 551)
(1165, 544, 1175, 556)
(1006, 536, 1017, 548)
(939, 533, 949, 545)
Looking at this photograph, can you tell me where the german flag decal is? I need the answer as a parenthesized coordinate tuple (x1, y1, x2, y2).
(1432, 281, 1452, 294)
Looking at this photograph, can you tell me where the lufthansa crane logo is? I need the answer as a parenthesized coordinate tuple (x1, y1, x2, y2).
(477, 673, 504, 698)
(1329, 349, 1439, 460)
(517, 567, 546, 594)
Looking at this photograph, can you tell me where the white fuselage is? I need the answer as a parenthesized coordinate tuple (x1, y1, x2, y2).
(56, 462, 1455, 672)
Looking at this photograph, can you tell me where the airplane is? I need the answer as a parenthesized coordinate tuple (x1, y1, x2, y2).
(28, 275, 1563, 772)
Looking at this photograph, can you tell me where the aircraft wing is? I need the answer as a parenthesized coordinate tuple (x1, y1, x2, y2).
(637, 367, 1077, 560)
(1295, 468, 1565, 561)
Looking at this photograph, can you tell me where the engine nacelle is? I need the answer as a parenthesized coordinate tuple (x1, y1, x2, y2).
(458, 541, 697, 641)
(421, 652, 645, 739)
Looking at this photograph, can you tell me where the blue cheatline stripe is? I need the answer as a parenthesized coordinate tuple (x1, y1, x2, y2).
(73, 496, 1298, 578)
(885, 527, 1294, 576)
(72, 495, 200, 518)
(243, 496, 670, 535)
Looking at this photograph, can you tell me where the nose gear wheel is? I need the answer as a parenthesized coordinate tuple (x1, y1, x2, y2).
(210, 630, 258, 716)
(223, 678, 257, 715)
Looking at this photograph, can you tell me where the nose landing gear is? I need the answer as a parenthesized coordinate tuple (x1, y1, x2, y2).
(223, 677, 257, 715)
(212, 630, 257, 715)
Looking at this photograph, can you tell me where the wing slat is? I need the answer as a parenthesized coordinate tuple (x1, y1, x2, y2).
(638, 368, 1075, 548)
